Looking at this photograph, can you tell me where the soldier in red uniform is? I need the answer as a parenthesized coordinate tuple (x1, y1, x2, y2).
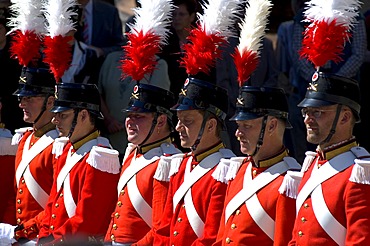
(0, 67, 58, 245)
(153, 77, 235, 245)
(288, 73, 370, 246)
(37, 83, 121, 245)
(214, 87, 301, 246)
(104, 84, 181, 246)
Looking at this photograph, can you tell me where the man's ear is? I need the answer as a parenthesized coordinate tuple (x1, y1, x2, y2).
(46, 96, 55, 110)
(157, 114, 167, 128)
(340, 109, 352, 125)
(79, 109, 89, 122)
(207, 118, 217, 133)
(267, 117, 278, 133)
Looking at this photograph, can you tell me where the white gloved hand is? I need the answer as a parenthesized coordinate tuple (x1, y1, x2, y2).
(0, 223, 17, 246)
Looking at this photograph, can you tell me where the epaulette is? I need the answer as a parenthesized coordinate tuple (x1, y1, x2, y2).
(52, 137, 69, 159)
(11, 127, 33, 145)
(154, 143, 182, 182)
(301, 151, 317, 172)
(86, 146, 121, 174)
(168, 153, 186, 177)
(349, 146, 370, 184)
(211, 148, 236, 184)
(225, 157, 246, 181)
(278, 171, 303, 199)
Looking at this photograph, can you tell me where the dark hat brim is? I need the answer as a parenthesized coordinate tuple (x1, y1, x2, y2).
(230, 111, 292, 129)
(51, 105, 104, 119)
(13, 88, 42, 97)
(297, 98, 335, 108)
(170, 103, 196, 111)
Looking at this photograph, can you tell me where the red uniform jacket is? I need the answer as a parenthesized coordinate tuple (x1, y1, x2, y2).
(105, 138, 180, 245)
(38, 131, 120, 242)
(14, 124, 57, 240)
(154, 142, 229, 246)
(289, 140, 370, 245)
(214, 149, 298, 246)
(0, 134, 17, 224)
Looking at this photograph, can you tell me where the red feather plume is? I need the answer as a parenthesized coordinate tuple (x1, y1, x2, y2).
(9, 30, 41, 66)
(180, 27, 226, 76)
(43, 35, 73, 82)
(121, 30, 161, 81)
(300, 19, 348, 68)
(233, 48, 259, 87)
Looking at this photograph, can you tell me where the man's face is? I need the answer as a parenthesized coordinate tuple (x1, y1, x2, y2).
(125, 112, 155, 145)
(175, 110, 203, 148)
(52, 109, 74, 137)
(302, 105, 338, 144)
(235, 117, 263, 155)
(19, 96, 45, 123)
(172, 4, 194, 32)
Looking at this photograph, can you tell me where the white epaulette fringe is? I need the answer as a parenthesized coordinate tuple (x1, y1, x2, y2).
(169, 153, 186, 177)
(86, 146, 121, 174)
(212, 158, 231, 184)
(349, 146, 370, 184)
(301, 151, 316, 172)
(278, 171, 303, 199)
(52, 137, 69, 159)
(0, 137, 18, 156)
(225, 157, 246, 181)
(153, 143, 182, 182)
(11, 127, 33, 145)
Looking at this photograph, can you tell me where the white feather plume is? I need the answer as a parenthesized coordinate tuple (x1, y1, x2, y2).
(198, 0, 241, 37)
(43, 0, 78, 37)
(8, 0, 45, 34)
(304, 0, 362, 28)
(128, 0, 175, 46)
(237, 0, 272, 55)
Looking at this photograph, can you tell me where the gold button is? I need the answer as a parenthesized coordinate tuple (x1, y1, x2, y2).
(177, 218, 182, 223)
(50, 225, 54, 230)
(173, 231, 178, 236)
(117, 201, 122, 207)
(55, 203, 59, 208)
(52, 214, 56, 219)
(110, 234, 115, 241)
(252, 170, 257, 177)
(113, 224, 118, 230)
(21, 179, 25, 184)
(192, 165, 196, 169)
(317, 164, 321, 168)
(182, 204, 185, 208)
(114, 212, 120, 219)
(23, 230, 27, 234)
(301, 217, 306, 223)
(303, 203, 309, 208)
(15, 232, 19, 237)
(231, 223, 236, 229)
(17, 199, 21, 204)
(17, 218, 21, 224)
(30, 227, 34, 231)
(60, 193, 63, 197)
(120, 189, 125, 196)
(19, 189, 23, 194)
(225, 237, 231, 244)
(235, 210, 241, 215)
(30, 142, 34, 146)
(17, 209, 21, 214)
(298, 231, 303, 237)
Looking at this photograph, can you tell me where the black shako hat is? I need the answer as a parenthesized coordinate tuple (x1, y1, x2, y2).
(13, 67, 55, 97)
(51, 83, 103, 118)
(126, 83, 175, 118)
(298, 72, 361, 122)
(171, 77, 228, 121)
(230, 86, 291, 128)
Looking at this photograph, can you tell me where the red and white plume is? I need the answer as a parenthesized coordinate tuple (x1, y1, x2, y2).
(8, 0, 45, 66)
(43, 0, 77, 82)
(122, 0, 174, 82)
(181, 0, 240, 76)
(300, 0, 362, 68)
(233, 0, 272, 86)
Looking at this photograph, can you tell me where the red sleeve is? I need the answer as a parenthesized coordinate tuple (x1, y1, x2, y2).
(135, 179, 169, 245)
(191, 181, 227, 246)
(345, 182, 370, 244)
(51, 161, 119, 240)
(274, 195, 296, 246)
